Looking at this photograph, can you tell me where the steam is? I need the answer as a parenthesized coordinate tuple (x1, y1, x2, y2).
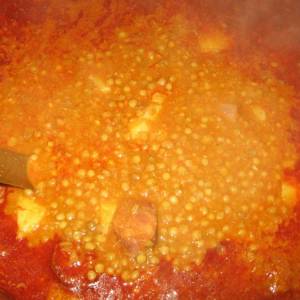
(231, 0, 300, 51)
(1, 0, 300, 52)
(183, 0, 300, 52)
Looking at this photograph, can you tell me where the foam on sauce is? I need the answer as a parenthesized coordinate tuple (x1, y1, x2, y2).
(1, 16, 298, 284)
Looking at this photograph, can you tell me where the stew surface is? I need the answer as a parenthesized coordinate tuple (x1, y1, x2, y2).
(1, 1, 300, 299)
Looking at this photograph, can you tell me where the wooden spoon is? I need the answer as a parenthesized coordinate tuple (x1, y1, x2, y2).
(0, 148, 33, 189)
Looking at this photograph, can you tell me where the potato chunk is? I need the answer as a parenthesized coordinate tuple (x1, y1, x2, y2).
(218, 103, 238, 121)
(281, 182, 297, 206)
(16, 195, 46, 239)
(251, 105, 266, 122)
(100, 200, 117, 234)
(129, 92, 166, 139)
(113, 199, 157, 254)
(198, 31, 230, 53)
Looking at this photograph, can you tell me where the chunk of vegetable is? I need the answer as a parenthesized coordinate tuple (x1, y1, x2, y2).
(129, 92, 166, 139)
(16, 195, 46, 239)
(218, 103, 238, 121)
(198, 32, 230, 53)
(251, 105, 266, 122)
(113, 199, 157, 254)
(100, 200, 117, 234)
(281, 182, 297, 206)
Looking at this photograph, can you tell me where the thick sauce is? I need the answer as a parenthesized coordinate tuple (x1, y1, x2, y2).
(0, 1, 300, 299)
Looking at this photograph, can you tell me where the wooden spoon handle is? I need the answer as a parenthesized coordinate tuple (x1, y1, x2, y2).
(0, 148, 33, 189)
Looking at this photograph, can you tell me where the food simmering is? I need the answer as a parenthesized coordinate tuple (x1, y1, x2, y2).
(1, 1, 300, 299)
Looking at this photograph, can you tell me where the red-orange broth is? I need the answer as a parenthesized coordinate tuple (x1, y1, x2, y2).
(1, 1, 300, 299)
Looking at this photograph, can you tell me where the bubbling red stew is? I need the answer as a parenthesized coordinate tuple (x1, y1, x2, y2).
(1, 1, 300, 299)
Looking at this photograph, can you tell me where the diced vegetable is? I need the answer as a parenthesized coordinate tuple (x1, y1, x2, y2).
(252, 105, 266, 122)
(129, 93, 165, 139)
(100, 200, 117, 234)
(113, 199, 157, 254)
(218, 103, 238, 121)
(281, 182, 297, 206)
(16, 195, 46, 239)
